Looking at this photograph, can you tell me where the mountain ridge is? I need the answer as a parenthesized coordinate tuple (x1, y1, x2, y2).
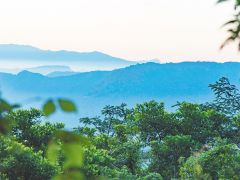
(1, 61, 240, 97)
(1, 61, 240, 125)
(0, 44, 137, 71)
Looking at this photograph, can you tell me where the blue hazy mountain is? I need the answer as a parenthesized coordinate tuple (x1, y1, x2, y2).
(1, 61, 240, 96)
(27, 65, 73, 75)
(0, 65, 73, 75)
(0, 44, 136, 71)
(1, 61, 240, 100)
(47, 71, 78, 77)
(1, 61, 240, 127)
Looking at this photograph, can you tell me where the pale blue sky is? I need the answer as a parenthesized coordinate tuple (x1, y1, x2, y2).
(0, 0, 238, 62)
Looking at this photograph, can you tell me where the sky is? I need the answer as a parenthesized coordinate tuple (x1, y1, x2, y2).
(0, 0, 239, 62)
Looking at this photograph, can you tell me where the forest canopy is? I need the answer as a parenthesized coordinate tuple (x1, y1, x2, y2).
(0, 77, 240, 179)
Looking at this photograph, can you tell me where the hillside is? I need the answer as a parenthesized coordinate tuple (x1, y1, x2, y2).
(1, 62, 240, 96)
(1, 61, 240, 127)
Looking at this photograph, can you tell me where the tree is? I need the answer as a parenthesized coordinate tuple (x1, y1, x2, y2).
(208, 77, 240, 117)
(78, 103, 132, 137)
(149, 135, 195, 179)
(7, 108, 64, 152)
(76, 104, 143, 177)
(0, 136, 57, 180)
(82, 145, 115, 178)
(134, 101, 177, 143)
(180, 143, 240, 179)
(175, 102, 228, 144)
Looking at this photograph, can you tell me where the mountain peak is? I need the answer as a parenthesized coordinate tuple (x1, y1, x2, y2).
(0, 44, 40, 52)
(17, 70, 43, 78)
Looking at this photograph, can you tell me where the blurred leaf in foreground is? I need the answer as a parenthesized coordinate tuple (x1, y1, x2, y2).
(58, 99, 77, 113)
(217, 0, 240, 50)
(47, 131, 89, 180)
(43, 100, 56, 116)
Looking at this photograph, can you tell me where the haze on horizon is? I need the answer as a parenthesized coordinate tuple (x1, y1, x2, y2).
(0, 0, 239, 62)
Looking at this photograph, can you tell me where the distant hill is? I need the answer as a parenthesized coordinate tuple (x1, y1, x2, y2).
(0, 65, 74, 75)
(1, 62, 240, 127)
(2, 61, 240, 97)
(27, 65, 73, 75)
(47, 71, 78, 77)
(1, 61, 240, 99)
(0, 44, 137, 71)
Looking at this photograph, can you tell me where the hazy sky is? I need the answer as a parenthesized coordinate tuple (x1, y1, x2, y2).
(0, 0, 239, 62)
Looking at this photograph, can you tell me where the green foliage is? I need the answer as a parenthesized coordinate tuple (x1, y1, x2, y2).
(217, 0, 240, 50)
(1, 2, 240, 179)
(0, 136, 57, 180)
(217, 0, 240, 10)
(140, 173, 163, 180)
(102, 167, 138, 180)
(208, 77, 240, 116)
(180, 143, 240, 179)
(0, 98, 19, 134)
(83, 145, 115, 178)
(76, 104, 144, 178)
(7, 109, 64, 152)
(1, 77, 240, 179)
(75, 93, 240, 179)
(149, 135, 195, 179)
(43, 100, 56, 116)
(134, 101, 177, 143)
(111, 140, 142, 174)
(58, 99, 77, 112)
(175, 102, 228, 144)
(47, 131, 89, 179)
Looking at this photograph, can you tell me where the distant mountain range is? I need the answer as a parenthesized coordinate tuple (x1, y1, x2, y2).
(0, 65, 74, 75)
(1, 62, 240, 124)
(0, 44, 139, 72)
(1, 47, 240, 127)
(2, 61, 240, 97)
(27, 65, 73, 75)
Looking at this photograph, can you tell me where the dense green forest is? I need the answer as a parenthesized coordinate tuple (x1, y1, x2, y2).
(0, 77, 240, 180)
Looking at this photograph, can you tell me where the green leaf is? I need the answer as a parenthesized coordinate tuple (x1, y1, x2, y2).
(47, 141, 60, 165)
(63, 143, 84, 169)
(54, 131, 89, 145)
(58, 99, 77, 113)
(43, 100, 56, 116)
(47, 131, 89, 169)
(217, 0, 229, 3)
